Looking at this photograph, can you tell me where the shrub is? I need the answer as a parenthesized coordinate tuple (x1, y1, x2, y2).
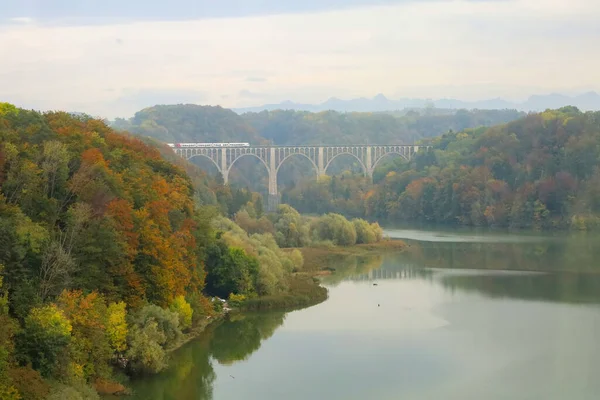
(125, 322, 167, 375)
(228, 293, 246, 308)
(47, 381, 100, 400)
(129, 305, 181, 345)
(186, 293, 214, 326)
(311, 213, 357, 246)
(353, 218, 376, 244)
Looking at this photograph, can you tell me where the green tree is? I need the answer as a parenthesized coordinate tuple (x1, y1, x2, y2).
(16, 305, 72, 377)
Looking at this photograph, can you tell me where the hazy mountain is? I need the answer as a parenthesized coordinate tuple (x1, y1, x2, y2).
(234, 92, 600, 114)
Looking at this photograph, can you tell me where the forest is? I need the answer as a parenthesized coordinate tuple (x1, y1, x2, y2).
(113, 104, 523, 145)
(366, 107, 600, 229)
(0, 103, 375, 399)
(112, 104, 525, 204)
(285, 107, 600, 229)
(114, 104, 600, 230)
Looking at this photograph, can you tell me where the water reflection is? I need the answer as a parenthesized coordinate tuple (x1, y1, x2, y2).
(437, 270, 600, 304)
(210, 312, 285, 365)
(392, 228, 600, 273)
(128, 312, 286, 400)
(126, 228, 600, 399)
(126, 327, 215, 400)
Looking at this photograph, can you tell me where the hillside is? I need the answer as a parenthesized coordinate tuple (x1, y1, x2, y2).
(112, 104, 266, 144)
(367, 107, 600, 229)
(113, 105, 523, 145)
(283, 107, 600, 230)
(0, 103, 308, 398)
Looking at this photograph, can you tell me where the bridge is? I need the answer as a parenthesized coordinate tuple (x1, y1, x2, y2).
(171, 144, 429, 211)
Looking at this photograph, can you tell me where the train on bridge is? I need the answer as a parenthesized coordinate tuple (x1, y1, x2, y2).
(167, 143, 250, 148)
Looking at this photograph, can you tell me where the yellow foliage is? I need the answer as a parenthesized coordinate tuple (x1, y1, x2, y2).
(68, 362, 85, 380)
(169, 296, 193, 330)
(0, 102, 19, 117)
(228, 293, 247, 308)
(28, 304, 72, 337)
(106, 302, 128, 353)
(0, 385, 20, 400)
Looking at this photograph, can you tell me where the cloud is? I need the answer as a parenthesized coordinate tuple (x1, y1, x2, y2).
(9, 17, 34, 24)
(0, 0, 599, 118)
(1, 0, 501, 26)
(239, 90, 264, 99)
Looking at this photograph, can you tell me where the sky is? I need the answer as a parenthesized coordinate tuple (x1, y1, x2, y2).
(1, 0, 600, 118)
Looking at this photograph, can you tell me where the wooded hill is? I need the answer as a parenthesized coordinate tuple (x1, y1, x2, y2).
(367, 107, 600, 229)
(0, 103, 323, 398)
(112, 104, 524, 145)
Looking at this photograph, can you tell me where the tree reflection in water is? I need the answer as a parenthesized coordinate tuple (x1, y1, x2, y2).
(127, 312, 286, 400)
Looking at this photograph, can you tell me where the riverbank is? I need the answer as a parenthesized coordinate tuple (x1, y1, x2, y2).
(294, 239, 407, 273)
(165, 311, 227, 354)
(239, 274, 328, 311)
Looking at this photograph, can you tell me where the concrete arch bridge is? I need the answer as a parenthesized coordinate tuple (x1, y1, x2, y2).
(172, 144, 430, 210)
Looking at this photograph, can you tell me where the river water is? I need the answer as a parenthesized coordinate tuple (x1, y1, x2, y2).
(127, 227, 600, 400)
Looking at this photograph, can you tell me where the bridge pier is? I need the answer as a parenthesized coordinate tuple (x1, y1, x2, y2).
(268, 147, 279, 212)
(267, 194, 280, 212)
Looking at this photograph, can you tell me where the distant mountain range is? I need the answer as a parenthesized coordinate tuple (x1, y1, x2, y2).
(234, 92, 600, 114)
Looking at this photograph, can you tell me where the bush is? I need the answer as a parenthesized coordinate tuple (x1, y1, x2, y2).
(311, 213, 357, 246)
(212, 299, 224, 313)
(169, 296, 193, 331)
(287, 249, 304, 272)
(353, 219, 376, 244)
(47, 381, 100, 400)
(228, 293, 246, 308)
(352, 219, 383, 244)
(129, 305, 181, 345)
(272, 205, 311, 248)
(186, 293, 214, 326)
(125, 322, 167, 375)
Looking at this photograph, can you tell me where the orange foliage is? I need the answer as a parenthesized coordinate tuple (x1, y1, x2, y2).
(151, 177, 170, 197)
(104, 131, 161, 161)
(57, 290, 105, 330)
(107, 199, 138, 254)
(147, 200, 172, 231)
(405, 178, 434, 200)
(81, 148, 108, 168)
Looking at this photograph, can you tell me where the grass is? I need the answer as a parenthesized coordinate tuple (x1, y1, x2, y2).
(240, 274, 328, 311)
(293, 239, 407, 272)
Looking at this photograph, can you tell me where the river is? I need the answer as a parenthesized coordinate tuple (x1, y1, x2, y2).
(126, 227, 600, 399)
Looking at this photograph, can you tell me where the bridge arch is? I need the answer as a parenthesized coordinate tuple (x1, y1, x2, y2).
(276, 153, 319, 176)
(187, 153, 222, 173)
(371, 152, 410, 171)
(226, 153, 270, 183)
(324, 152, 368, 176)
